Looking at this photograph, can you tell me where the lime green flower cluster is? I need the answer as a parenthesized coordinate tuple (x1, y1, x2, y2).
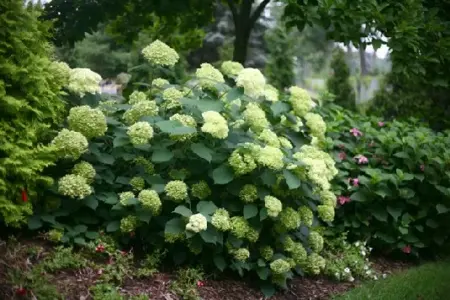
(201, 111, 229, 139)
(305, 253, 326, 275)
(67, 68, 102, 97)
(191, 181, 211, 200)
(165, 180, 188, 202)
(263, 84, 279, 102)
(152, 78, 170, 88)
(319, 190, 337, 208)
(165, 232, 184, 243)
(298, 206, 314, 227)
(130, 176, 145, 191)
(211, 208, 231, 231)
(309, 231, 324, 252)
(128, 91, 148, 104)
(169, 113, 197, 141)
(280, 114, 303, 132)
(138, 190, 162, 215)
(264, 196, 282, 217)
(278, 136, 293, 149)
(270, 259, 291, 274)
(284, 238, 307, 265)
(304, 112, 326, 140)
(98, 100, 118, 116)
(67, 105, 107, 139)
(239, 184, 258, 203)
(236, 68, 266, 98)
(123, 100, 159, 125)
(127, 122, 154, 145)
(133, 156, 155, 174)
(233, 248, 250, 261)
(119, 191, 135, 206)
(278, 207, 301, 230)
(58, 174, 92, 199)
(48, 229, 64, 242)
(256, 146, 284, 170)
(196, 63, 225, 89)
(242, 102, 269, 133)
(141, 40, 179, 67)
(228, 147, 258, 175)
(49, 61, 71, 86)
(168, 168, 190, 180)
(258, 129, 281, 148)
(52, 129, 89, 160)
(260, 246, 274, 261)
(186, 213, 208, 233)
(221, 61, 244, 77)
(288, 86, 313, 117)
(120, 215, 138, 233)
(162, 87, 183, 109)
(317, 204, 335, 222)
(230, 216, 258, 241)
(72, 161, 96, 183)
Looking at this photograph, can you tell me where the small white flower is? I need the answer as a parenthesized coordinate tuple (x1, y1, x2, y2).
(369, 247, 373, 252)
(382, 273, 387, 279)
(335, 272, 340, 278)
(344, 267, 350, 273)
(366, 270, 372, 275)
(355, 241, 360, 247)
(365, 258, 369, 262)
(361, 250, 366, 256)
(363, 241, 367, 246)
(373, 275, 378, 280)
(349, 277, 355, 282)
(364, 265, 369, 270)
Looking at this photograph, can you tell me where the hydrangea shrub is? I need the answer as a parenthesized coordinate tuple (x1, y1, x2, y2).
(321, 104, 450, 255)
(37, 41, 338, 288)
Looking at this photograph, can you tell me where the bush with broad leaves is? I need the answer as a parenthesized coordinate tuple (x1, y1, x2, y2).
(33, 40, 339, 290)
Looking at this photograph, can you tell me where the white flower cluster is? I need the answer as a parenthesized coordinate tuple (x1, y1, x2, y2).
(186, 213, 208, 233)
(67, 68, 102, 97)
(142, 40, 179, 67)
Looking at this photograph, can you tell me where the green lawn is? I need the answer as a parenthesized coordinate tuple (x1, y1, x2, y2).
(334, 260, 450, 300)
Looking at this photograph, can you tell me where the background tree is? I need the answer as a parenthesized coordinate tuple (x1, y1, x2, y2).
(327, 48, 355, 110)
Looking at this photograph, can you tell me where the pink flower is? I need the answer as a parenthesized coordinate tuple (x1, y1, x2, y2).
(95, 244, 105, 253)
(420, 164, 425, 172)
(338, 152, 347, 160)
(197, 280, 204, 287)
(352, 178, 359, 187)
(338, 196, 351, 205)
(402, 245, 411, 254)
(355, 155, 369, 164)
(378, 121, 385, 127)
(350, 128, 363, 137)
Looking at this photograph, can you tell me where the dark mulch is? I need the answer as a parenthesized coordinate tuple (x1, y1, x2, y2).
(0, 237, 415, 300)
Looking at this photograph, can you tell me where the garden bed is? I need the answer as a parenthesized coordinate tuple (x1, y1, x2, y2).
(0, 237, 412, 300)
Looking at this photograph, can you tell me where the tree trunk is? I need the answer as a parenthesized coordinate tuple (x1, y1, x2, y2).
(359, 45, 368, 75)
(233, 26, 251, 65)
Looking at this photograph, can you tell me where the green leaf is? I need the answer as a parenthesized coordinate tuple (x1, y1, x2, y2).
(113, 136, 129, 148)
(136, 211, 152, 223)
(213, 255, 227, 271)
(426, 219, 439, 228)
(283, 170, 301, 189)
(28, 216, 43, 230)
(260, 283, 276, 298)
(97, 154, 115, 165)
(375, 185, 392, 198)
(173, 205, 193, 217)
(115, 176, 130, 184)
(170, 126, 197, 136)
(74, 225, 88, 233)
(350, 190, 368, 202)
(226, 87, 243, 101)
(85, 231, 99, 239)
(271, 102, 290, 117)
(261, 169, 277, 186)
(200, 227, 217, 244)
(181, 98, 224, 112)
(212, 165, 234, 185)
(124, 197, 139, 205)
(394, 152, 409, 159)
(243, 204, 258, 219)
(103, 194, 118, 204)
(256, 267, 270, 280)
(106, 221, 120, 232)
(190, 143, 213, 162)
(197, 201, 218, 215)
(155, 120, 184, 133)
(372, 208, 388, 222)
(74, 237, 86, 245)
(436, 204, 449, 214)
(387, 206, 402, 221)
(165, 217, 185, 234)
(152, 149, 174, 163)
(83, 196, 98, 210)
(41, 215, 56, 224)
(260, 208, 268, 221)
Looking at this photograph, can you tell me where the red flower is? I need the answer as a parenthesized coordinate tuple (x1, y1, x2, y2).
(15, 287, 27, 296)
(95, 244, 105, 253)
(120, 250, 128, 256)
(197, 280, 204, 287)
(402, 245, 411, 254)
(21, 190, 28, 202)
(338, 196, 351, 205)
(338, 152, 347, 160)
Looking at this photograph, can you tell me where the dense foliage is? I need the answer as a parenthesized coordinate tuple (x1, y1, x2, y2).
(321, 104, 450, 255)
(31, 41, 341, 289)
(0, 1, 66, 226)
(327, 48, 355, 110)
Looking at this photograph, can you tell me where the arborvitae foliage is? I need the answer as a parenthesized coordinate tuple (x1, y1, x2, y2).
(327, 48, 355, 110)
(265, 26, 295, 91)
(0, 0, 65, 226)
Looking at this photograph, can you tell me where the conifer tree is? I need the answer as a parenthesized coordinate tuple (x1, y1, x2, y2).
(327, 48, 355, 110)
(0, 0, 66, 226)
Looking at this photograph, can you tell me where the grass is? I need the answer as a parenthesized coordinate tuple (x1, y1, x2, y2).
(334, 260, 450, 300)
